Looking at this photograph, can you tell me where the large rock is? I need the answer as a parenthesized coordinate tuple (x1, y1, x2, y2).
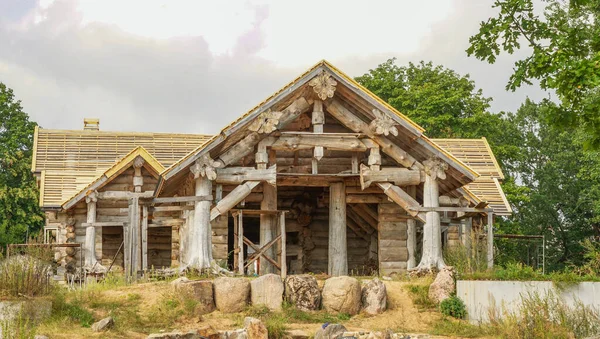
(214, 277, 250, 313)
(321, 276, 361, 315)
(250, 274, 284, 311)
(286, 330, 309, 339)
(174, 280, 215, 314)
(428, 266, 455, 304)
(314, 324, 347, 339)
(361, 278, 387, 315)
(244, 317, 268, 339)
(91, 316, 114, 332)
(197, 325, 220, 339)
(219, 329, 248, 339)
(284, 275, 321, 311)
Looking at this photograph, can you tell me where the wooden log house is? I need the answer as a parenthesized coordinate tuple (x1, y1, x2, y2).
(32, 61, 511, 277)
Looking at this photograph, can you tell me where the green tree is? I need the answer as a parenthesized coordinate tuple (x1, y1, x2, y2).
(467, 0, 600, 148)
(497, 99, 600, 270)
(355, 59, 521, 171)
(0, 83, 43, 248)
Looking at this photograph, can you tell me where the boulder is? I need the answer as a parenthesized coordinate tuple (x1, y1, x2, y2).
(361, 278, 387, 315)
(314, 324, 347, 339)
(219, 329, 248, 339)
(175, 280, 215, 314)
(284, 275, 321, 311)
(197, 325, 220, 339)
(34, 336, 49, 339)
(244, 317, 268, 339)
(321, 276, 361, 315)
(171, 277, 190, 285)
(91, 316, 114, 332)
(214, 277, 250, 313)
(250, 274, 284, 311)
(428, 266, 455, 304)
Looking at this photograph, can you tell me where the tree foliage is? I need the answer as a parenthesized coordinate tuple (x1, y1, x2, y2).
(0, 83, 43, 248)
(355, 58, 520, 171)
(467, 0, 600, 148)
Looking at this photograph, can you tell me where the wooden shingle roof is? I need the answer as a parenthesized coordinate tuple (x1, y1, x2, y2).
(32, 127, 211, 207)
(432, 137, 512, 215)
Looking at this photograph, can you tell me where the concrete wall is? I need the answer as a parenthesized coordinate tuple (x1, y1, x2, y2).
(457, 280, 600, 323)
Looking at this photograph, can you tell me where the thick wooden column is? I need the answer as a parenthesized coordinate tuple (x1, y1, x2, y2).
(487, 212, 494, 269)
(260, 183, 277, 274)
(84, 191, 98, 268)
(416, 158, 447, 270)
(462, 217, 473, 258)
(189, 159, 214, 270)
(406, 185, 417, 270)
(328, 182, 348, 276)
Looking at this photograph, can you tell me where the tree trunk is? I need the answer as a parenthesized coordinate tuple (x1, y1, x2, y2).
(416, 161, 446, 271)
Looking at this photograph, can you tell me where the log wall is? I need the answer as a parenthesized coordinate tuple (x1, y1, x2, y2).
(378, 203, 409, 274)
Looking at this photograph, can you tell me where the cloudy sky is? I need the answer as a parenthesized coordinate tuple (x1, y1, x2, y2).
(0, 0, 547, 134)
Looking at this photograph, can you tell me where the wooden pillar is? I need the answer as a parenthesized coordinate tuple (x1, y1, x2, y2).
(416, 158, 447, 270)
(462, 217, 473, 259)
(237, 211, 244, 275)
(126, 196, 140, 281)
(260, 183, 277, 274)
(142, 205, 148, 270)
(328, 182, 348, 276)
(280, 211, 287, 279)
(84, 191, 98, 268)
(191, 174, 213, 270)
(312, 100, 324, 174)
(406, 185, 417, 270)
(487, 212, 494, 269)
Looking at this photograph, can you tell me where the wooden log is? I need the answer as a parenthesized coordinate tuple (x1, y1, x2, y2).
(272, 133, 367, 152)
(347, 208, 375, 234)
(237, 211, 244, 275)
(406, 185, 417, 270)
(439, 195, 469, 207)
(189, 175, 213, 269)
(150, 205, 194, 212)
(360, 164, 422, 189)
(416, 158, 445, 270)
(346, 194, 389, 204)
(260, 182, 277, 274)
(325, 99, 419, 168)
(216, 166, 276, 185)
(348, 204, 378, 231)
(97, 191, 154, 200)
(280, 211, 287, 279)
(210, 181, 260, 221)
(377, 183, 426, 223)
(346, 217, 369, 241)
(328, 182, 347, 276)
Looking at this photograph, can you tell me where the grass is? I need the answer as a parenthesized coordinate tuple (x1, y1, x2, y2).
(430, 318, 492, 338)
(404, 279, 436, 310)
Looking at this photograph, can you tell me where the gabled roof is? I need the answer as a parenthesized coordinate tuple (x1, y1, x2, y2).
(157, 60, 479, 195)
(62, 147, 164, 210)
(32, 127, 211, 207)
(433, 137, 512, 215)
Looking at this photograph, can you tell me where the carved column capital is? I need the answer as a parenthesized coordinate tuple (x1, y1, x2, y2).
(309, 71, 337, 100)
(85, 190, 98, 203)
(423, 158, 448, 180)
(369, 109, 398, 136)
(190, 154, 219, 180)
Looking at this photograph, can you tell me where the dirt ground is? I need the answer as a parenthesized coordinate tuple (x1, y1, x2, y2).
(37, 279, 451, 339)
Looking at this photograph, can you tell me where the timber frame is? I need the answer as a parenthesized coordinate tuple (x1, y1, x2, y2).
(32, 60, 511, 279)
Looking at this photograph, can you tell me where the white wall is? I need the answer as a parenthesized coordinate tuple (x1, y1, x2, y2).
(456, 280, 600, 323)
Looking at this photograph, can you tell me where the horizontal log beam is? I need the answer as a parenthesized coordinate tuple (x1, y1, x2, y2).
(81, 222, 124, 227)
(149, 195, 213, 204)
(359, 164, 422, 189)
(271, 133, 367, 152)
(216, 165, 276, 185)
(149, 205, 195, 212)
(97, 191, 154, 200)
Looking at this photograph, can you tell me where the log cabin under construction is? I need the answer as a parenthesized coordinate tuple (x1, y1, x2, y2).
(31, 60, 512, 279)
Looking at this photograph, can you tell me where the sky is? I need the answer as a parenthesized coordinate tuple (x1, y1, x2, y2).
(0, 0, 548, 134)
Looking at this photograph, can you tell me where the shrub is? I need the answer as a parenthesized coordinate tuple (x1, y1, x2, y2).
(439, 296, 467, 319)
(405, 283, 436, 309)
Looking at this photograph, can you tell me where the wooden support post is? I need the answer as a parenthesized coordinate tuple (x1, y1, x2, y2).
(328, 182, 348, 276)
(188, 160, 214, 271)
(260, 182, 277, 274)
(406, 185, 417, 270)
(126, 196, 140, 281)
(416, 158, 447, 271)
(142, 205, 148, 270)
(84, 191, 99, 268)
(280, 211, 287, 280)
(352, 153, 359, 174)
(463, 217, 473, 259)
(487, 212, 494, 269)
(312, 100, 324, 175)
(238, 211, 244, 275)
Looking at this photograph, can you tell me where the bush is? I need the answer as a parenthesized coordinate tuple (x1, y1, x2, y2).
(439, 296, 467, 319)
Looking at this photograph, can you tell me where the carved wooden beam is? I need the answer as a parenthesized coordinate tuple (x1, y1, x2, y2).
(325, 99, 420, 168)
(359, 164, 423, 189)
(377, 182, 426, 223)
(190, 154, 220, 180)
(369, 109, 398, 136)
(248, 109, 284, 134)
(215, 165, 276, 186)
(439, 195, 469, 207)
